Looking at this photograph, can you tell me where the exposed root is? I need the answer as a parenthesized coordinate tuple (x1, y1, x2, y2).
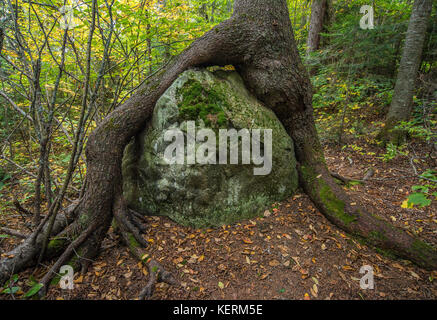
(30, 200, 79, 245)
(128, 208, 149, 223)
(300, 163, 437, 270)
(363, 168, 375, 181)
(139, 259, 178, 300)
(0, 209, 73, 285)
(113, 194, 178, 299)
(0, 227, 29, 239)
(13, 198, 34, 216)
(330, 172, 364, 185)
(330, 168, 375, 185)
(114, 199, 149, 248)
(38, 222, 98, 297)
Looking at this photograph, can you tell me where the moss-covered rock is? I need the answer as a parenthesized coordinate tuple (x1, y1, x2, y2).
(122, 69, 298, 228)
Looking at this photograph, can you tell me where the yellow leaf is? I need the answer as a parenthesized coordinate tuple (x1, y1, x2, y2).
(269, 260, 280, 267)
(401, 200, 413, 209)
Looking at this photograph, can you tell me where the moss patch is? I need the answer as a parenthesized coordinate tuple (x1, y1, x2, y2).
(368, 230, 387, 242)
(299, 165, 357, 226)
(411, 239, 435, 262)
(47, 237, 66, 251)
(319, 183, 356, 225)
(127, 233, 140, 249)
(177, 79, 227, 128)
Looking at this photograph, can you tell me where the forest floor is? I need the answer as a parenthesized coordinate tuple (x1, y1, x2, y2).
(1, 133, 436, 300)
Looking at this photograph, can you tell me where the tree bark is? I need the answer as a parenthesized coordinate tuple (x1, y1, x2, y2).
(380, 0, 433, 144)
(306, 0, 328, 55)
(1, 0, 436, 293)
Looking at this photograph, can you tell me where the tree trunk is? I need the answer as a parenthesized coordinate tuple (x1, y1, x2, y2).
(380, 0, 433, 144)
(306, 0, 327, 55)
(1, 0, 436, 295)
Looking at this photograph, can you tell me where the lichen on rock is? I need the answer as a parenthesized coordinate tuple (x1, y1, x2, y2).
(122, 68, 298, 228)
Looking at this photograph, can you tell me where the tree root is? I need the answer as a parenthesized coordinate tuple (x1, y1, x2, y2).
(330, 172, 364, 185)
(113, 198, 149, 248)
(13, 198, 34, 216)
(330, 168, 375, 185)
(0, 209, 73, 285)
(0, 227, 29, 239)
(38, 222, 98, 297)
(113, 195, 178, 299)
(138, 260, 178, 300)
(300, 163, 437, 270)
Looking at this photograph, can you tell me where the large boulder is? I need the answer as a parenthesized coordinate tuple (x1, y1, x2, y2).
(122, 68, 298, 228)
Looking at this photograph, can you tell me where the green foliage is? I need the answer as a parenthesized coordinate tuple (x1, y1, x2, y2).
(312, 65, 394, 143)
(0, 168, 11, 191)
(406, 170, 437, 208)
(379, 143, 408, 162)
(408, 192, 432, 208)
(309, 0, 436, 145)
(23, 283, 43, 298)
(1, 274, 21, 296)
(394, 98, 437, 143)
(307, 0, 414, 76)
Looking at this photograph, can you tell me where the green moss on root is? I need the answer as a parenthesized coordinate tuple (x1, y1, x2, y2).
(299, 165, 357, 226)
(411, 239, 436, 262)
(373, 246, 398, 260)
(368, 230, 387, 242)
(127, 233, 140, 249)
(47, 237, 66, 251)
(319, 184, 356, 225)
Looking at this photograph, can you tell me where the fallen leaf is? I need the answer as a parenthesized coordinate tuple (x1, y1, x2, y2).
(74, 275, 83, 283)
(173, 257, 183, 264)
(269, 260, 280, 267)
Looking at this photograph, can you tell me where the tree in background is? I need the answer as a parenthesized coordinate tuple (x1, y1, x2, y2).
(306, 0, 328, 55)
(380, 0, 434, 144)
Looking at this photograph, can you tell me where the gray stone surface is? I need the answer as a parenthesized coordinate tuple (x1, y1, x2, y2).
(122, 68, 298, 228)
